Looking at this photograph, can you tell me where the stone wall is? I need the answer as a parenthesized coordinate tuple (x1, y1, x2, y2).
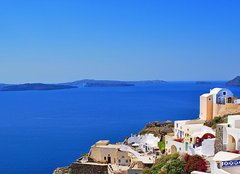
(215, 103, 240, 117)
(214, 125, 226, 153)
(53, 163, 108, 174)
(128, 169, 142, 174)
(70, 162, 108, 174)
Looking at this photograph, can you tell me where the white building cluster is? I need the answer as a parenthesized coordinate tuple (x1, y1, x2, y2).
(74, 87, 240, 174)
(165, 88, 240, 174)
(78, 134, 160, 174)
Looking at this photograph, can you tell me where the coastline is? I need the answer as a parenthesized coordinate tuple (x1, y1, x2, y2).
(53, 121, 174, 174)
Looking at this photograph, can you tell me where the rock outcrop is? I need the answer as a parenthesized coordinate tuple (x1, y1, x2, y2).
(139, 121, 174, 136)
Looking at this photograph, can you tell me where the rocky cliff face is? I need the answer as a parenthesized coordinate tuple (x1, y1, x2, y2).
(226, 76, 240, 86)
(139, 121, 174, 136)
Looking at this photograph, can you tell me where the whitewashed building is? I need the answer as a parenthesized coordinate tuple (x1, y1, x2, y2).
(215, 115, 240, 152)
(210, 151, 240, 174)
(127, 134, 160, 153)
(165, 119, 215, 156)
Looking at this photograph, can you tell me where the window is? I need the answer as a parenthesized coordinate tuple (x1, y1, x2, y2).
(122, 156, 124, 158)
(208, 98, 212, 101)
(104, 157, 106, 160)
(118, 159, 121, 163)
(126, 160, 128, 163)
(177, 123, 178, 128)
(179, 148, 181, 151)
(223, 92, 226, 95)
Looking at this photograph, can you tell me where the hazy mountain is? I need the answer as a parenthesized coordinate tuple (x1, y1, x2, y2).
(226, 76, 240, 86)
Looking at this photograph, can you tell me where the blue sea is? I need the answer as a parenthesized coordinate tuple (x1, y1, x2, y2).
(0, 82, 239, 174)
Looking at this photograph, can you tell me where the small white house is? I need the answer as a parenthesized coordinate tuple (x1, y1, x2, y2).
(127, 134, 160, 153)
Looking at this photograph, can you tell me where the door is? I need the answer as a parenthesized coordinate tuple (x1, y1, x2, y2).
(107, 156, 111, 163)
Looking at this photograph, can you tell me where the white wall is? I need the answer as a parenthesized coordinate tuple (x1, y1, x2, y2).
(202, 139, 215, 156)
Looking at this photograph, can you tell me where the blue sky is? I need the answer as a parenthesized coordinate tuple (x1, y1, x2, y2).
(0, 0, 239, 83)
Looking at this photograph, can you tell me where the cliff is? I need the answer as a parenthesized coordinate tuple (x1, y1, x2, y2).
(226, 76, 240, 86)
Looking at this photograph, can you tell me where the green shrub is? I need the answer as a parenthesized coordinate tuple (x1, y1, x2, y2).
(142, 153, 187, 174)
(204, 115, 228, 129)
(158, 141, 165, 151)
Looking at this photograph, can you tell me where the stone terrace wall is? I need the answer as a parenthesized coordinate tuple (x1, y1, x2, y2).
(70, 162, 108, 174)
(216, 103, 240, 117)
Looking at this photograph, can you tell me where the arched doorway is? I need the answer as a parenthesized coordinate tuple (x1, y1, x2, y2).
(171, 145, 177, 153)
(227, 135, 236, 151)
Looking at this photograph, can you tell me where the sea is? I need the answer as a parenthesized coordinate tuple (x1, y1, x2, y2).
(0, 82, 239, 174)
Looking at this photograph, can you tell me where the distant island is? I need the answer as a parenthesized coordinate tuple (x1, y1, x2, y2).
(196, 81, 212, 85)
(2, 76, 239, 91)
(226, 76, 240, 86)
(0, 80, 166, 91)
(0, 83, 77, 91)
(62, 79, 166, 87)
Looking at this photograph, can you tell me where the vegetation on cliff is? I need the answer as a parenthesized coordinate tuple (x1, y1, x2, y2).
(142, 153, 187, 174)
(204, 115, 228, 129)
(204, 113, 240, 129)
(139, 121, 174, 136)
(143, 153, 207, 174)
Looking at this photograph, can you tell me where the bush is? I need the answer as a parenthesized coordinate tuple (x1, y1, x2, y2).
(142, 153, 187, 174)
(204, 115, 228, 129)
(158, 141, 165, 152)
(184, 154, 207, 173)
(142, 153, 208, 174)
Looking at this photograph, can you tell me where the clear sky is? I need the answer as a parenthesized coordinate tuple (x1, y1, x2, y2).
(0, 0, 239, 83)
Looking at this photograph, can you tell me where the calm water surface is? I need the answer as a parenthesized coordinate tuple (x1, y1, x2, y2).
(0, 82, 239, 174)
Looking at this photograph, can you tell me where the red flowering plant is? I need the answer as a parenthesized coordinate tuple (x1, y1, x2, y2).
(174, 138, 184, 142)
(184, 154, 207, 173)
(227, 150, 240, 154)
